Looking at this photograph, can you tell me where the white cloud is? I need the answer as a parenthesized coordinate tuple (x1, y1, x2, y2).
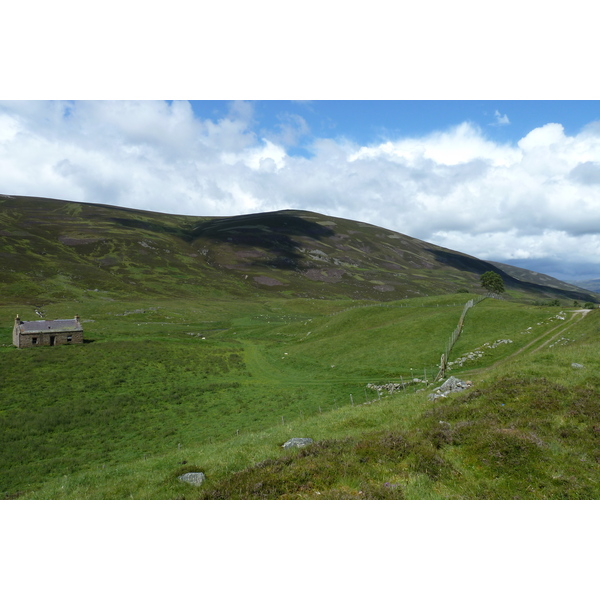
(518, 122, 566, 150)
(222, 139, 287, 171)
(2, 101, 600, 279)
(0, 113, 20, 142)
(268, 113, 310, 147)
(349, 122, 520, 167)
(492, 110, 510, 125)
(569, 161, 600, 186)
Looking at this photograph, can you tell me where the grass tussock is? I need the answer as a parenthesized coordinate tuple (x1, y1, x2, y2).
(197, 435, 410, 500)
(191, 372, 600, 500)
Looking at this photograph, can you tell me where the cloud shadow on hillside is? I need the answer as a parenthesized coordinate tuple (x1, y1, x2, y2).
(191, 212, 336, 270)
(427, 248, 496, 274)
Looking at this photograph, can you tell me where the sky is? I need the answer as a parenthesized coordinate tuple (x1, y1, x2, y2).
(2, 99, 600, 281)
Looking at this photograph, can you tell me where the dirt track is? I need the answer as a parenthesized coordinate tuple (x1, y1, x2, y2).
(465, 309, 591, 376)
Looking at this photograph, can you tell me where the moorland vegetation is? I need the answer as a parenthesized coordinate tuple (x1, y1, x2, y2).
(1, 195, 599, 499)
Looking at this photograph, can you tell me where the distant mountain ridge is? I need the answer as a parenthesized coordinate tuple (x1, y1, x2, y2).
(488, 261, 598, 298)
(564, 279, 600, 294)
(1, 194, 598, 305)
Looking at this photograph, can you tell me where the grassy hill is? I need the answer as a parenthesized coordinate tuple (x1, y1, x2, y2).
(2, 194, 598, 305)
(2, 294, 599, 499)
(2, 194, 600, 499)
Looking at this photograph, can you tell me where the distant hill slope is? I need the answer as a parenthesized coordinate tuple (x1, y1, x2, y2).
(1, 194, 598, 304)
(564, 279, 600, 293)
(488, 261, 598, 299)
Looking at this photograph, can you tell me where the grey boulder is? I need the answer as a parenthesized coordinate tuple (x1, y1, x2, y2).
(282, 438, 314, 449)
(178, 472, 206, 486)
(428, 377, 472, 401)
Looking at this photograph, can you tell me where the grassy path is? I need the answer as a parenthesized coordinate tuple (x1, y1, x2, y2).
(528, 309, 591, 353)
(240, 339, 379, 386)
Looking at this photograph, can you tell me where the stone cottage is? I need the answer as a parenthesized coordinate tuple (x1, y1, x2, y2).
(13, 315, 84, 348)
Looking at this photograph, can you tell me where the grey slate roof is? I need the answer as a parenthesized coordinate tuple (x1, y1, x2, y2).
(19, 319, 82, 334)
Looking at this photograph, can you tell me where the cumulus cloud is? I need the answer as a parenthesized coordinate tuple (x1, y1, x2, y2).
(267, 113, 310, 147)
(569, 161, 600, 186)
(492, 110, 510, 125)
(349, 122, 520, 167)
(1, 101, 600, 279)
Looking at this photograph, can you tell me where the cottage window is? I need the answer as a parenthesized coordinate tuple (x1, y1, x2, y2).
(67, 336, 72, 343)
(32, 337, 38, 345)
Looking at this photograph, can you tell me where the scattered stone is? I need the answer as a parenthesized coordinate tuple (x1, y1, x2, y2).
(571, 363, 585, 369)
(367, 380, 427, 395)
(428, 377, 472, 401)
(447, 339, 513, 370)
(178, 472, 206, 486)
(550, 337, 572, 348)
(282, 438, 314, 449)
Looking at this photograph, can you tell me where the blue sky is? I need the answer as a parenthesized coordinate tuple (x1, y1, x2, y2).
(186, 101, 600, 176)
(190, 100, 600, 150)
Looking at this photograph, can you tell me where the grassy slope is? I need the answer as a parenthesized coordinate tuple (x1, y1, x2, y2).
(3, 296, 598, 500)
(2, 194, 598, 305)
(192, 305, 600, 500)
(0, 295, 465, 497)
(2, 195, 599, 499)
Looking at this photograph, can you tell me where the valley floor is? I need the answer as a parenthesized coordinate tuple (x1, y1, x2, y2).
(1, 295, 599, 499)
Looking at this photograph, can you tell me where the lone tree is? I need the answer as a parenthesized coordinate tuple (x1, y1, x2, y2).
(480, 271, 505, 294)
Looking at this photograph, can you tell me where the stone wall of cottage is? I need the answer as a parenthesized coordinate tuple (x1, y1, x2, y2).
(16, 330, 84, 348)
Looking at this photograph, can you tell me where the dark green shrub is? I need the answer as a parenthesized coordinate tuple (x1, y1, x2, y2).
(480, 271, 505, 294)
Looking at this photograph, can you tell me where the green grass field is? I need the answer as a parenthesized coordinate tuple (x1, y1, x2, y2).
(2, 292, 598, 499)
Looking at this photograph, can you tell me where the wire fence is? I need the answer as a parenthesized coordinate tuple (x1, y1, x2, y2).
(436, 295, 487, 380)
(270, 296, 490, 429)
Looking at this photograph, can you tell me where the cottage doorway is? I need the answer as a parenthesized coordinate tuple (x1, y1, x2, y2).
(50, 336, 55, 346)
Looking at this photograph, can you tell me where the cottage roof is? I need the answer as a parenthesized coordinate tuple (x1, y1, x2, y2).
(18, 318, 83, 334)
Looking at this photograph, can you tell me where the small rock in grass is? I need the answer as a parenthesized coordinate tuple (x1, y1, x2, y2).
(439, 376, 463, 392)
(571, 363, 584, 369)
(178, 472, 206, 486)
(282, 438, 314, 449)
